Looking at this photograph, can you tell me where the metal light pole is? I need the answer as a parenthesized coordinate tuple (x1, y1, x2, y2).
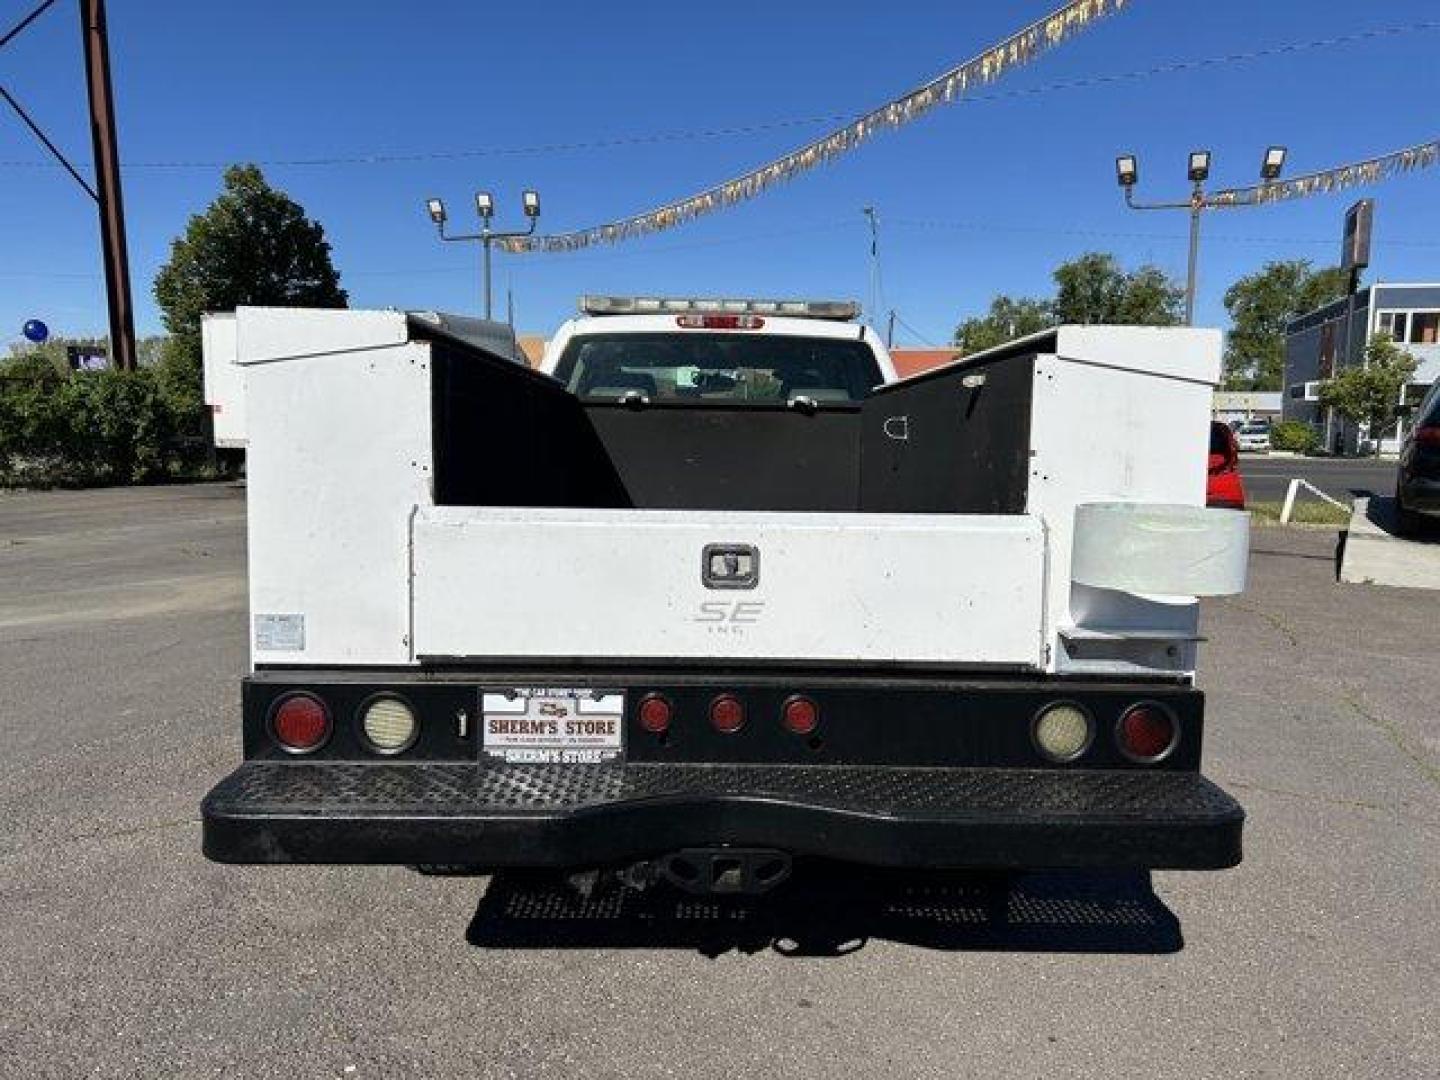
(1184, 184, 1203, 327)
(862, 205, 880, 323)
(1115, 147, 1288, 326)
(426, 191, 540, 320)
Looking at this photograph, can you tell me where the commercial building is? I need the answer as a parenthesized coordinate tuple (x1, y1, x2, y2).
(1283, 282, 1440, 453)
(889, 348, 963, 378)
(1212, 392, 1281, 426)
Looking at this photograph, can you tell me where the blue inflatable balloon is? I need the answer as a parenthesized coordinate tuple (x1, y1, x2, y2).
(22, 319, 49, 344)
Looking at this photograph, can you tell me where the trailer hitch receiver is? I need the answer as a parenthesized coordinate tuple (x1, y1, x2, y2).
(661, 848, 793, 895)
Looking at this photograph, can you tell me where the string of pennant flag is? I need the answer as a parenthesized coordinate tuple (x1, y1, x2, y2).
(500, 0, 1130, 254)
(1209, 137, 1440, 207)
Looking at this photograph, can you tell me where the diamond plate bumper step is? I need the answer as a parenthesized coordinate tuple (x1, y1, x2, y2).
(201, 761, 1243, 870)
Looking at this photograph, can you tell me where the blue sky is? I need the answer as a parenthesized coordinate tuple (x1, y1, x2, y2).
(2, 0, 1438, 348)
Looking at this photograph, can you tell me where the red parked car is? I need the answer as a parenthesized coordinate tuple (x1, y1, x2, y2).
(1207, 421, 1246, 509)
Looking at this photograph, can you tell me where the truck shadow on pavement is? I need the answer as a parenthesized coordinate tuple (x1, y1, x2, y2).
(465, 865, 1182, 957)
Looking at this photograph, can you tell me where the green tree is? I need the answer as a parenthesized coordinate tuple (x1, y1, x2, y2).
(1318, 336, 1418, 455)
(153, 164, 347, 431)
(954, 295, 1054, 353)
(1052, 253, 1183, 326)
(952, 253, 1182, 352)
(1222, 260, 1347, 391)
(135, 335, 168, 368)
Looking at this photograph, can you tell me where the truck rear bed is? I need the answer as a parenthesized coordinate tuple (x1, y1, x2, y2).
(203, 306, 1247, 878)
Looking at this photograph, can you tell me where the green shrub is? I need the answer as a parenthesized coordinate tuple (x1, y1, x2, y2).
(1270, 420, 1320, 454)
(0, 357, 65, 483)
(0, 361, 207, 487)
(58, 370, 177, 482)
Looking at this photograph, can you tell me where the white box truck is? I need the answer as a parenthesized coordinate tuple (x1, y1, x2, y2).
(202, 298, 1248, 893)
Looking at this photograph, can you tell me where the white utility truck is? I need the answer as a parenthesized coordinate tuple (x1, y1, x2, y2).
(202, 298, 1249, 894)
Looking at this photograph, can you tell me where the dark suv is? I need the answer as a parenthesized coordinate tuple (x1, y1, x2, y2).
(1396, 378, 1440, 535)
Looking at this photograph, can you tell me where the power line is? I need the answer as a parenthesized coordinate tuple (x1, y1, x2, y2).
(501, 0, 1128, 253)
(2, 21, 1434, 171)
(890, 312, 945, 349)
(0, 85, 97, 198)
(8, 220, 865, 283)
(0, 0, 57, 53)
(19, 220, 1438, 286)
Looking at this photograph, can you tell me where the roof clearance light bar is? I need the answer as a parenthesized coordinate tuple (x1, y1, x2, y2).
(580, 296, 860, 321)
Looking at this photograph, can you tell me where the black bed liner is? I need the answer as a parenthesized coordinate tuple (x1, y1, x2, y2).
(426, 337, 1035, 514)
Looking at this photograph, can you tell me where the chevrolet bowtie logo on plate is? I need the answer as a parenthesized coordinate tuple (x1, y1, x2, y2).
(702, 544, 759, 590)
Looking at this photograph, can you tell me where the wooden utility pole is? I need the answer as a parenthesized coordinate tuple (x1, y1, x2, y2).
(79, 0, 136, 371)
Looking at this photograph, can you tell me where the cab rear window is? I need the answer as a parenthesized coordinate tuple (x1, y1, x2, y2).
(553, 333, 882, 404)
(1209, 422, 1233, 455)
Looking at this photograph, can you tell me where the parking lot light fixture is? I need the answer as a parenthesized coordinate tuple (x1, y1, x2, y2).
(425, 189, 543, 320)
(1188, 150, 1212, 184)
(1261, 146, 1287, 182)
(1118, 143, 1286, 326)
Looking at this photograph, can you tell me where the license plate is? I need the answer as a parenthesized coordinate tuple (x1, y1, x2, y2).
(480, 688, 625, 764)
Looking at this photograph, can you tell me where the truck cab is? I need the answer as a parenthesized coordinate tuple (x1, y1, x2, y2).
(541, 296, 898, 398)
(202, 298, 1248, 894)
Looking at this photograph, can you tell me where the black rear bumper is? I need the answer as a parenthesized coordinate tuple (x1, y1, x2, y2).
(202, 761, 1243, 870)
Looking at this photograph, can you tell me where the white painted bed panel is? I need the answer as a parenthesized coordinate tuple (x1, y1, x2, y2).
(411, 507, 1045, 665)
(236, 306, 411, 365)
(201, 314, 246, 448)
(243, 329, 432, 666)
(1025, 329, 1224, 673)
(232, 309, 1228, 674)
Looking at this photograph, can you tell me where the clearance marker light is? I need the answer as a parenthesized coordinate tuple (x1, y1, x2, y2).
(638, 694, 674, 735)
(709, 694, 745, 734)
(781, 696, 820, 736)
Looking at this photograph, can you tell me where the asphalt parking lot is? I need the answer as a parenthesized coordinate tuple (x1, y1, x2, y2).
(1, 484, 1436, 1079)
(1239, 454, 1395, 503)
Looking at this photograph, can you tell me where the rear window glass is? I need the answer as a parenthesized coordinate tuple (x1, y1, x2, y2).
(1421, 382, 1440, 425)
(1209, 422, 1233, 455)
(553, 333, 882, 404)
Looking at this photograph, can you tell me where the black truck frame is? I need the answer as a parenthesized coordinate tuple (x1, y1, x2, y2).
(202, 667, 1243, 875)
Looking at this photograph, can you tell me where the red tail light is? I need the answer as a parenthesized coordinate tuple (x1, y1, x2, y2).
(637, 693, 673, 734)
(1117, 703, 1178, 763)
(781, 696, 819, 736)
(1414, 426, 1440, 448)
(709, 694, 745, 734)
(676, 314, 765, 330)
(270, 692, 331, 753)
